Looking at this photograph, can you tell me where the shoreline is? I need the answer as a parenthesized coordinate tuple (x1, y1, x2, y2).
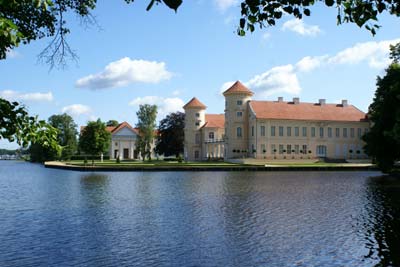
(44, 161, 379, 172)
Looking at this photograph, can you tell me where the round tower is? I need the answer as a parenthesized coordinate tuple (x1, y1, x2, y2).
(223, 81, 253, 159)
(183, 97, 207, 161)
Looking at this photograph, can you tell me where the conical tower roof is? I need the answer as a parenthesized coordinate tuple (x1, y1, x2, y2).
(183, 97, 207, 109)
(222, 81, 253, 96)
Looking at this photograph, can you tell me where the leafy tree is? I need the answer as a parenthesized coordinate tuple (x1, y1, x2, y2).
(48, 113, 78, 160)
(79, 119, 111, 165)
(1, 0, 398, 65)
(363, 44, 400, 173)
(0, 97, 60, 152)
(155, 111, 184, 157)
(135, 104, 157, 161)
(106, 120, 119, 127)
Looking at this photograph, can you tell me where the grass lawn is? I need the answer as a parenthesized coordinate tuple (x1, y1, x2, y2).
(66, 159, 245, 167)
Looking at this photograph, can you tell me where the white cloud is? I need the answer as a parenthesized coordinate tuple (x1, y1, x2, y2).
(219, 38, 398, 99)
(172, 90, 181, 96)
(296, 55, 328, 72)
(214, 0, 238, 11)
(247, 65, 301, 97)
(6, 50, 20, 58)
(282, 19, 321, 36)
(129, 96, 184, 120)
(62, 104, 92, 116)
(75, 57, 173, 89)
(328, 39, 400, 68)
(0, 90, 53, 102)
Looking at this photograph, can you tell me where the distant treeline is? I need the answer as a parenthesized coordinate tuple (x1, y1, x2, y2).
(0, 149, 29, 156)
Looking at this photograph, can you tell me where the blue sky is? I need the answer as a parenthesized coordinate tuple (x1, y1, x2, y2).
(1, 0, 400, 149)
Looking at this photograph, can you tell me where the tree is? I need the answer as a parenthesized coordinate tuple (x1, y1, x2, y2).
(363, 44, 400, 172)
(135, 104, 157, 161)
(0, 97, 60, 152)
(48, 113, 78, 160)
(155, 111, 185, 157)
(1, 0, 398, 65)
(79, 119, 111, 165)
(106, 120, 119, 127)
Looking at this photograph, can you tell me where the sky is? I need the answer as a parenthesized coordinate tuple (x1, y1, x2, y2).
(1, 0, 400, 149)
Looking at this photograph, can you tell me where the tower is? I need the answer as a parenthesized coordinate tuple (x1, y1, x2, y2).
(183, 97, 207, 161)
(223, 81, 253, 159)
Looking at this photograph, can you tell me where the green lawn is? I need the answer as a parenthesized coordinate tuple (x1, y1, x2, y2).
(66, 159, 244, 167)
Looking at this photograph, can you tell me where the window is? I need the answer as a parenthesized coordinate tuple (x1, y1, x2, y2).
(251, 126, 254, 137)
(195, 113, 200, 118)
(302, 127, 307, 137)
(328, 127, 332, 138)
(271, 126, 276, 136)
(194, 150, 199, 159)
(237, 111, 243, 117)
(195, 122, 200, 126)
(115, 142, 118, 146)
(237, 127, 242, 137)
(209, 132, 214, 139)
(279, 126, 284, 137)
(302, 144, 308, 154)
(287, 144, 292, 154)
(311, 127, 316, 137)
(287, 127, 292, 137)
(357, 128, 362, 138)
(319, 127, 324, 138)
(271, 144, 276, 154)
(261, 144, 266, 153)
(350, 128, 355, 138)
(260, 126, 265, 136)
(335, 128, 340, 137)
(195, 133, 200, 144)
(295, 127, 299, 137)
(364, 128, 369, 134)
(279, 144, 284, 154)
(343, 128, 348, 138)
(237, 100, 242, 105)
(295, 145, 299, 154)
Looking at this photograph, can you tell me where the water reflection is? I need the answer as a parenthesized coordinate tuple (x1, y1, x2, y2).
(361, 175, 400, 266)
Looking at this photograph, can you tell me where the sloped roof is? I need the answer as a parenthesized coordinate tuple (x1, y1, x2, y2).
(183, 97, 207, 109)
(249, 101, 367, 122)
(111, 121, 139, 134)
(223, 81, 254, 96)
(202, 114, 225, 129)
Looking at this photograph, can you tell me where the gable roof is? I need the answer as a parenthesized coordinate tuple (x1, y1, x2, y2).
(111, 121, 139, 135)
(202, 114, 225, 129)
(183, 97, 207, 109)
(249, 100, 367, 122)
(223, 81, 254, 96)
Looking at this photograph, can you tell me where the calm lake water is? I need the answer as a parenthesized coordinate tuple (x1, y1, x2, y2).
(0, 161, 399, 266)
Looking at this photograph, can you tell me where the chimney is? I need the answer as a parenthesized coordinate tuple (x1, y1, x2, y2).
(319, 99, 326, 106)
(278, 97, 283, 102)
(341, 100, 348, 107)
(293, 97, 300, 104)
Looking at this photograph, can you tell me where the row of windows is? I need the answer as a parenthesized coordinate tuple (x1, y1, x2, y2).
(243, 126, 368, 139)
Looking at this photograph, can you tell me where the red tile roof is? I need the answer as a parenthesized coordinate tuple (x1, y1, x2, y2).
(202, 114, 225, 128)
(183, 97, 207, 109)
(111, 121, 139, 134)
(223, 81, 254, 96)
(249, 100, 367, 122)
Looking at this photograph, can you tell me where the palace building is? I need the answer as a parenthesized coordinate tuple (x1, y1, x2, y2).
(183, 81, 369, 161)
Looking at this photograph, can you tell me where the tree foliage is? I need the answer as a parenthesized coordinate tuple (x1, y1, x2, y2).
(238, 0, 400, 36)
(106, 120, 119, 127)
(363, 44, 400, 172)
(135, 104, 157, 161)
(79, 119, 111, 164)
(2, 0, 399, 67)
(48, 113, 78, 159)
(0, 97, 60, 152)
(155, 111, 184, 157)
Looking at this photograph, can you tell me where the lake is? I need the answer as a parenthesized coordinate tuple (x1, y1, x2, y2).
(0, 161, 399, 266)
